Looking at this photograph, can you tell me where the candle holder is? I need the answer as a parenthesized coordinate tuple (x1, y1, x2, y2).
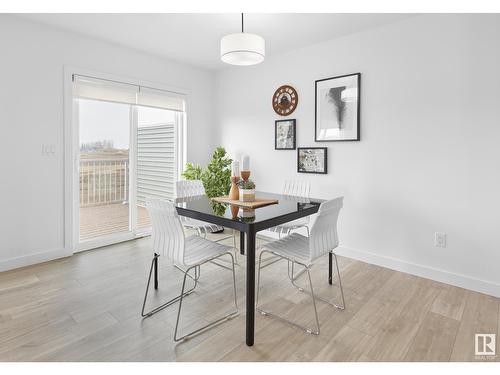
(240, 170, 251, 181)
(229, 176, 240, 200)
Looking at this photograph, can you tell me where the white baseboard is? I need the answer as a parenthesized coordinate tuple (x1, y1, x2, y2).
(0, 248, 72, 273)
(337, 246, 500, 298)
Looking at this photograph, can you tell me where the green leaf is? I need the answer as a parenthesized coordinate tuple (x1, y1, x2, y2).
(181, 162, 203, 180)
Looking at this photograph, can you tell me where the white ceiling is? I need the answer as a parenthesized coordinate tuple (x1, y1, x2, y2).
(20, 13, 413, 70)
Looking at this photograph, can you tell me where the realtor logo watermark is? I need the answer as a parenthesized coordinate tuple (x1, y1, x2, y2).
(475, 334, 496, 359)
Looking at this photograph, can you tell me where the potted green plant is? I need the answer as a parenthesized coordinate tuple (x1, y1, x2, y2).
(237, 179, 256, 202)
(182, 147, 232, 232)
(182, 146, 232, 198)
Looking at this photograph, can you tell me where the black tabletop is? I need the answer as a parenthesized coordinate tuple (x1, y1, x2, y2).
(175, 191, 323, 232)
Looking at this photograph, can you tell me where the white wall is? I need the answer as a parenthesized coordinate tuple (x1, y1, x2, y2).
(214, 14, 500, 296)
(0, 15, 215, 270)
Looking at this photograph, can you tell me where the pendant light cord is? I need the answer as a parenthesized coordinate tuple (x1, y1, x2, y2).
(241, 13, 244, 33)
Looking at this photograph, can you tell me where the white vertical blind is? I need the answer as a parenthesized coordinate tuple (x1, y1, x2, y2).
(136, 123, 177, 205)
(72, 74, 185, 112)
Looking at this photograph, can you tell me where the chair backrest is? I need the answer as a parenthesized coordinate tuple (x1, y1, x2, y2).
(146, 198, 185, 265)
(308, 197, 343, 262)
(283, 180, 311, 198)
(176, 180, 205, 198)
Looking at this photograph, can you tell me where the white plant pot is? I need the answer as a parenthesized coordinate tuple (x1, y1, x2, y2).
(239, 188, 255, 202)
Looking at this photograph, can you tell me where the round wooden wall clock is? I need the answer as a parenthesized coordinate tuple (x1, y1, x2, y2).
(272, 85, 298, 116)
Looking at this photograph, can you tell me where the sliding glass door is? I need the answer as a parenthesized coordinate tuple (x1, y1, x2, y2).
(72, 74, 185, 251)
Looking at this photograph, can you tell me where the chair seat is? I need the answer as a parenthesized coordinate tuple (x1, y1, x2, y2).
(268, 217, 310, 234)
(181, 217, 224, 233)
(260, 233, 312, 265)
(182, 235, 232, 267)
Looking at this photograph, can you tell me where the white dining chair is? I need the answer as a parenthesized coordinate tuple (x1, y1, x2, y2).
(141, 198, 238, 342)
(176, 180, 225, 236)
(176, 180, 238, 266)
(268, 180, 312, 237)
(256, 197, 345, 335)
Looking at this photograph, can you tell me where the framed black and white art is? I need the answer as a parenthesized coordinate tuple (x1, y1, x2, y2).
(275, 119, 296, 150)
(315, 72, 360, 142)
(297, 147, 327, 174)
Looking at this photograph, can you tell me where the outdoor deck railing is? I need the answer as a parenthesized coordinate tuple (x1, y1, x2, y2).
(79, 158, 129, 206)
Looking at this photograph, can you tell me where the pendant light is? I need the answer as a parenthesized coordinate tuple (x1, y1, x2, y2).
(220, 13, 265, 66)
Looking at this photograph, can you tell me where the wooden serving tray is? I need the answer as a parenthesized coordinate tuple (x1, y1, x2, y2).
(212, 196, 278, 208)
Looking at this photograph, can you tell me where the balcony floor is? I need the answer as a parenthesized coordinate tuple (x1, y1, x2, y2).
(80, 203, 151, 241)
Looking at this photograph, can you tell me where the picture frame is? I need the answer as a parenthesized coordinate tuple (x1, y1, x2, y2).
(315, 72, 361, 142)
(297, 147, 327, 174)
(275, 119, 296, 150)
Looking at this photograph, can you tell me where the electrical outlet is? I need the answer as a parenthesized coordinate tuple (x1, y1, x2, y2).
(434, 232, 446, 248)
(41, 144, 56, 155)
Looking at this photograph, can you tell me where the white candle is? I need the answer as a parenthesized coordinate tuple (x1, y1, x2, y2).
(231, 160, 239, 177)
(241, 155, 250, 171)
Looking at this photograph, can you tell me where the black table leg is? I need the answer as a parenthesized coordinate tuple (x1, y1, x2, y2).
(154, 253, 159, 290)
(328, 252, 333, 285)
(240, 231, 245, 255)
(246, 227, 256, 346)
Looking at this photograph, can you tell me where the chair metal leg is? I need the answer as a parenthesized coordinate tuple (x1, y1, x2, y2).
(259, 255, 284, 269)
(174, 264, 201, 282)
(207, 230, 239, 268)
(288, 259, 307, 281)
(289, 254, 345, 310)
(255, 250, 265, 308)
(233, 231, 239, 265)
(208, 259, 234, 271)
(141, 255, 199, 318)
(328, 253, 333, 285)
(174, 252, 239, 342)
(278, 226, 309, 274)
(305, 267, 320, 335)
(260, 232, 285, 270)
(154, 253, 159, 290)
(256, 251, 320, 335)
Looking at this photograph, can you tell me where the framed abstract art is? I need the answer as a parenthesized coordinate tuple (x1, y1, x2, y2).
(275, 119, 296, 150)
(297, 147, 327, 174)
(315, 73, 360, 142)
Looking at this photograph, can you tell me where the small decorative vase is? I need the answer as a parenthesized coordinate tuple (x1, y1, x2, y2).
(239, 188, 256, 202)
(229, 176, 240, 200)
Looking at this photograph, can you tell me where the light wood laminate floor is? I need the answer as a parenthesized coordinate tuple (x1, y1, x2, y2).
(0, 232, 498, 362)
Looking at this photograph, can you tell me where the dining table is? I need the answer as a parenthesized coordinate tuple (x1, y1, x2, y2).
(174, 191, 326, 346)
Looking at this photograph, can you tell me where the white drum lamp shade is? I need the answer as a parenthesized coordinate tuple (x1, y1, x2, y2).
(220, 33, 265, 66)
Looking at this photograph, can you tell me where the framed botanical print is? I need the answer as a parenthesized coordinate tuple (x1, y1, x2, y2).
(275, 119, 296, 150)
(315, 72, 360, 142)
(297, 147, 327, 174)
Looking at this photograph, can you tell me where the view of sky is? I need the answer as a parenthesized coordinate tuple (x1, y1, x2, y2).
(79, 99, 175, 150)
